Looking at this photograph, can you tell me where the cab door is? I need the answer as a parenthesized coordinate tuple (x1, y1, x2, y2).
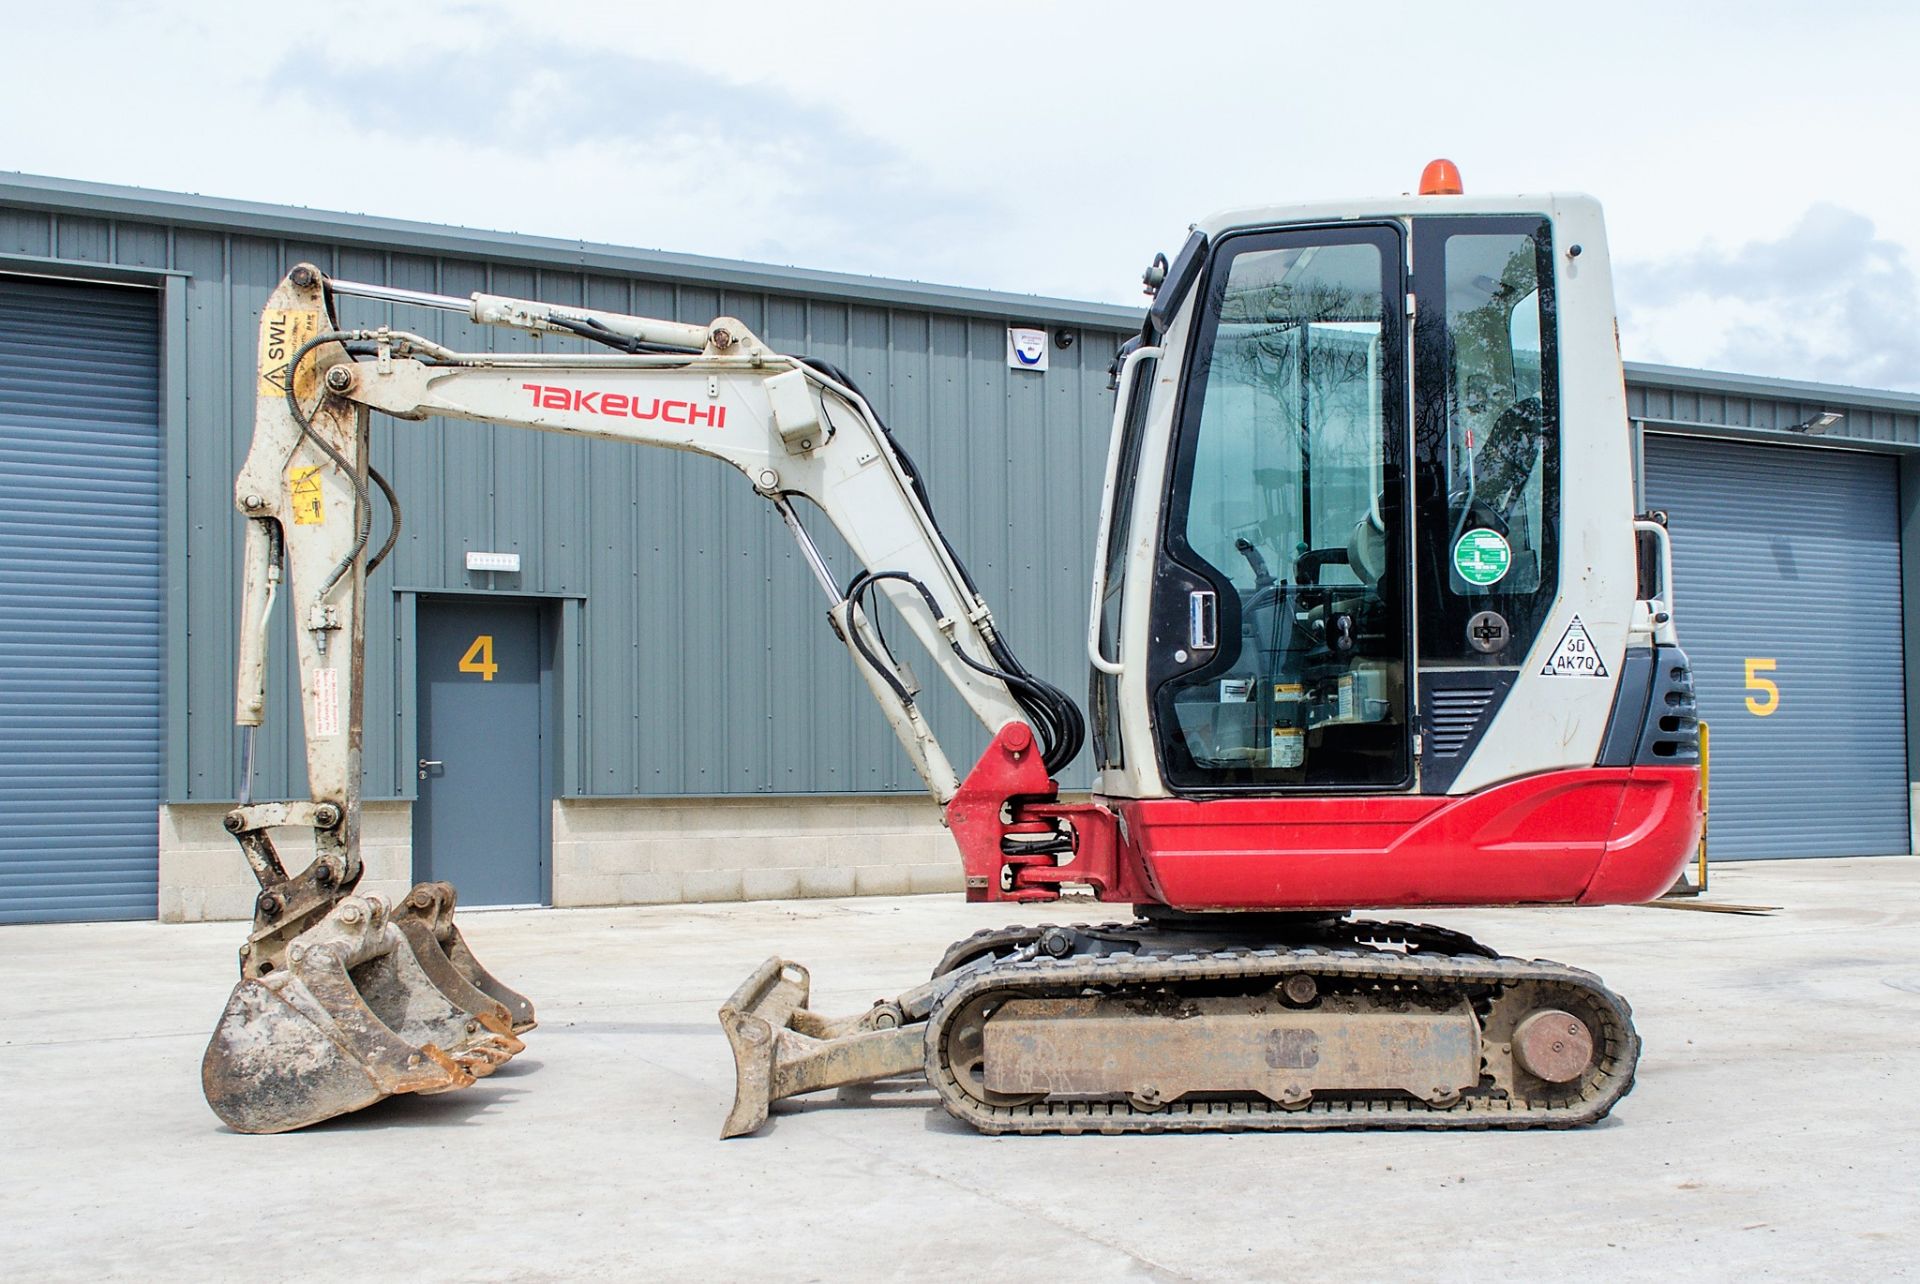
(1146, 224, 1413, 794)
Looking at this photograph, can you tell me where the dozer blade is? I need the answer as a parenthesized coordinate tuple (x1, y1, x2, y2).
(719, 957, 958, 1138)
(203, 892, 526, 1134)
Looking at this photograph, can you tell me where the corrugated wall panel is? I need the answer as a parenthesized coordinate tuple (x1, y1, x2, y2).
(5, 205, 1128, 807)
(1644, 434, 1908, 857)
(15, 193, 1920, 854)
(1626, 380, 1920, 445)
(0, 276, 161, 921)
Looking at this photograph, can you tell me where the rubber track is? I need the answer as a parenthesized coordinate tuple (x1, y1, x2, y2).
(923, 942, 1637, 1135)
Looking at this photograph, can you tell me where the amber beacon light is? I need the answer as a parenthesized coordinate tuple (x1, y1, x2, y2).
(1419, 158, 1464, 195)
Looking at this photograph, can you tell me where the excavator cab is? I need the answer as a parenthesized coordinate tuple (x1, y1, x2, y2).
(1069, 193, 1696, 916)
(1100, 211, 1574, 797)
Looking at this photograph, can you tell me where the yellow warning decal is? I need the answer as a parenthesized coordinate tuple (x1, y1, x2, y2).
(258, 308, 322, 400)
(287, 465, 325, 525)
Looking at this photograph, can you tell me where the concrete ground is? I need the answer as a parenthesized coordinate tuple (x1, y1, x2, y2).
(3, 859, 1915, 1283)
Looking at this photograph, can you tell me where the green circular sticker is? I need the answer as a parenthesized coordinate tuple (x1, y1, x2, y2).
(1453, 527, 1511, 586)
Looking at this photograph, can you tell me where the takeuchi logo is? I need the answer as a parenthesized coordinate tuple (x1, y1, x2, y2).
(521, 382, 727, 428)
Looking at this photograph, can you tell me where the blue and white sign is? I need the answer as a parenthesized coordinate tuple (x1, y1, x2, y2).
(1006, 326, 1049, 372)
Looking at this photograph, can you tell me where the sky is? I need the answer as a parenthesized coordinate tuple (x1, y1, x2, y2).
(6, 0, 1919, 389)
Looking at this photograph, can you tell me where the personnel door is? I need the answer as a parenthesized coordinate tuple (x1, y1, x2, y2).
(415, 598, 553, 905)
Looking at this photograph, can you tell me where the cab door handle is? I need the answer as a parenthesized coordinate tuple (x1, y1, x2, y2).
(1188, 590, 1217, 650)
(418, 758, 444, 780)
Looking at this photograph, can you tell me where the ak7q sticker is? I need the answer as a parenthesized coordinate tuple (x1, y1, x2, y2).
(1541, 616, 1609, 678)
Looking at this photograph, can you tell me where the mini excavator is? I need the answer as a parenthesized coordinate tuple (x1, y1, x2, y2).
(202, 164, 1702, 1135)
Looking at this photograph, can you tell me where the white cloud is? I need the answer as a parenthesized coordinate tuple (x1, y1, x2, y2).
(263, 36, 1006, 282)
(1619, 204, 1920, 390)
(6, 1, 1920, 385)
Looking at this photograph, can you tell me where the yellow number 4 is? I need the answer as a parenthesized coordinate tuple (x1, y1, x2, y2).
(459, 634, 499, 682)
(1744, 657, 1778, 716)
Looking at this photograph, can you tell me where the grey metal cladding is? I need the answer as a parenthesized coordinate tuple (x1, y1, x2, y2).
(1, 191, 1132, 805)
(0, 276, 162, 921)
(1626, 361, 1920, 449)
(1643, 434, 1907, 858)
(17, 176, 1913, 822)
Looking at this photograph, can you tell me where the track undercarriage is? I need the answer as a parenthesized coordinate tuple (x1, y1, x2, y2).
(722, 915, 1636, 1137)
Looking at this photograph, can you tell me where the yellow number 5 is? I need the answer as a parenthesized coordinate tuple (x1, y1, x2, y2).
(1744, 657, 1778, 716)
(459, 634, 498, 682)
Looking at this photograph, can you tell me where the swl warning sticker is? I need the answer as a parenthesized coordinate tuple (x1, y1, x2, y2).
(312, 667, 341, 737)
(258, 308, 322, 400)
(1540, 616, 1609, 678)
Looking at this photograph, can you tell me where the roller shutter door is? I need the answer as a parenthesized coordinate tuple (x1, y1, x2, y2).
(1644, 433, 1908, 858)
(0, 276, 162, 921)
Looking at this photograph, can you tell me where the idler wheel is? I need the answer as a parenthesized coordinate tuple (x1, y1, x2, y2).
(1512, 1009, 1594, 1083)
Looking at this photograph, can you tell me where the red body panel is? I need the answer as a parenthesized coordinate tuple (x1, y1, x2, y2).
(947, 725, 1702, 911)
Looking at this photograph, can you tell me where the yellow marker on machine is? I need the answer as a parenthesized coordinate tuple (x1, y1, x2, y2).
(257, 307, 322, 400)
(286, 464, 325, 525)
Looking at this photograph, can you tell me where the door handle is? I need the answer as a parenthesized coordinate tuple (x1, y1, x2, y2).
(418, 758, 444, 780)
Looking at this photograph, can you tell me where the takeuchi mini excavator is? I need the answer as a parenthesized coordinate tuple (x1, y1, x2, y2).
(202, 164, 1702, 1135)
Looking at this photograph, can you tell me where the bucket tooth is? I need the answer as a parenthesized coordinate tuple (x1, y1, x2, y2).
(202, 894, 524, 1133)
(718, 957, 930, 1139)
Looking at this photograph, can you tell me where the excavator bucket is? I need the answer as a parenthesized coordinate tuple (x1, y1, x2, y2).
(202, 887, 532, 1134)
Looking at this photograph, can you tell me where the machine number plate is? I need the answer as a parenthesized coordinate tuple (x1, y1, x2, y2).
(1540, 616, 1609, 678)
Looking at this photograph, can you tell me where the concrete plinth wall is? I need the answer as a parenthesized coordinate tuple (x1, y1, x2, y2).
(549, 795, 960, 907)
(157, 802, 413, 923)
(157, 795, 963, 921)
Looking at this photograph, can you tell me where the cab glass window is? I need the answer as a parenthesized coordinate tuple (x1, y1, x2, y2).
(1412, 217, 1559, 663)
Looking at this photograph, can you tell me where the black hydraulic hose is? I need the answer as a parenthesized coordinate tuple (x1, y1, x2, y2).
(545, 313, 702, 355)
(283, 333, 373, 600)
(841, 573, 921, 712)
(846, 568, 1083, 778)
(367, 465, 401, 574)
(804, 357, 1087, 774)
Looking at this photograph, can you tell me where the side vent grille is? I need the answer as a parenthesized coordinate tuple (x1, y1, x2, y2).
(1638, 647, 1701, 764)
(1428, 688, 1495, 758)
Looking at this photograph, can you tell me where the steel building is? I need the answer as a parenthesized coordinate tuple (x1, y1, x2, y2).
(2, 173, 1915, 924)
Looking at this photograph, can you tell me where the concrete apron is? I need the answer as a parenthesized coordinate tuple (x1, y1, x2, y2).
(3, 856, 1914, 1281)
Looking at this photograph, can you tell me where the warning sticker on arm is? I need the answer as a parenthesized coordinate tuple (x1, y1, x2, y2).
(1540, 616, 1609, 678)
(312, 666, 340, 737)
(258, 308, 322, 400)
(286, 465, 325, 525)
